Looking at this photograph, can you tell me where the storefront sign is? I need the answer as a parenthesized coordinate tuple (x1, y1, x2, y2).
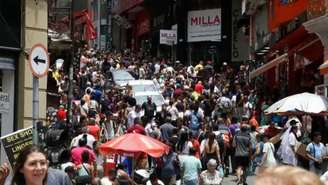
(160, 30, 177, 45)
(187, 9, 221, 42)
(1, 127, 33, 166)
(0, 92, 9, 113)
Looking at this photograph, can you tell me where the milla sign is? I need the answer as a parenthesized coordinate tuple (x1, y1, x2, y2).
(188, 9, 221, 42)
(160, 29, 177, 45)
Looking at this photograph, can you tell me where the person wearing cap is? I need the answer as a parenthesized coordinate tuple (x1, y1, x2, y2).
(199, 159, 222, 185)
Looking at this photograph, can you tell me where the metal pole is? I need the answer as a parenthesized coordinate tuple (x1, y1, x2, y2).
(67, 0, 74, 124)
(97, 0, 101, 49)
(171, 43, 174, 63)
(32, 77, 39, 144)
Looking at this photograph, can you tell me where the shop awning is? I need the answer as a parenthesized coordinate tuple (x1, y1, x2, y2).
(319, 61, 328, 75)
(269, 26, 308, 55)
(249, 53, 288, 80)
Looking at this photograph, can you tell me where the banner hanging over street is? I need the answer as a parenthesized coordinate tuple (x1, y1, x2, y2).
(187, 9, 221, 42)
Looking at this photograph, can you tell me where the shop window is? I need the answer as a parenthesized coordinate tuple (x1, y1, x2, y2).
(0, 0, 21, 48)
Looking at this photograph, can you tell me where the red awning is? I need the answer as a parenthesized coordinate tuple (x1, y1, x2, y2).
(268, 25, 323, 65)
(249, 53, 288, 79)
(269, 26, 309, 54)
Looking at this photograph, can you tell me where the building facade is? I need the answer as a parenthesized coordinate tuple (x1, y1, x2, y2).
(110, 0, 233, 68)
(0, 0, 48, 163)
(243, 0, 327, 98)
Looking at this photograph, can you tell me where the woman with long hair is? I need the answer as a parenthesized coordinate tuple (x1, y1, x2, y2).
(203, 132, 221, 166)
(12, 145, 49, 185)
(176, 131, 193, 155)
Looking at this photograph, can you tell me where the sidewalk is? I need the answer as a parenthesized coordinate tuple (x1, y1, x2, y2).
(221, 175, 256, 185)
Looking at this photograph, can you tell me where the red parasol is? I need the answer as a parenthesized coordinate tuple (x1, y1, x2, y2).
(99, 133, 169, 158)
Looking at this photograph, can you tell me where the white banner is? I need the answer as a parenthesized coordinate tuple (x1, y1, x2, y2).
(188, 9, 221, 42)
(160, 29, 177, 45)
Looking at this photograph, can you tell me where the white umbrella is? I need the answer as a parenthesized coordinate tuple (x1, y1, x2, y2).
(265, 92, 328, 115)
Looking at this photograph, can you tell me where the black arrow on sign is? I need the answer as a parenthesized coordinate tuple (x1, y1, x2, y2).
(33, 56, 46, 65)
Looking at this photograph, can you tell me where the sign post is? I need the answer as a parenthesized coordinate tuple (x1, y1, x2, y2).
(159, 29, 177, 62)
(28, 44, 49, 145)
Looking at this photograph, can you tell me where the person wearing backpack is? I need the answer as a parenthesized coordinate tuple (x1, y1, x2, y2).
(76, 151, 94, 185)
(189, 105, 202, 137)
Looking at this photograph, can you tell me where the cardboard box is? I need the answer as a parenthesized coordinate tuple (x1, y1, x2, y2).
(296, 143, 309, 160)
(269, 133, 283, 144)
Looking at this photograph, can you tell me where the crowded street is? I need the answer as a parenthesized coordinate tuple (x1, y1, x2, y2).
(1, 0, 328, 185)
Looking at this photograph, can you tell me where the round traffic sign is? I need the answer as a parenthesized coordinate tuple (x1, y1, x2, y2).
(28, 44, 50, 78)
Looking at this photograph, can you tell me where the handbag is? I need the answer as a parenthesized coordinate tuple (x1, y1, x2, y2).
(217, 165, 224, 178)
(75, 164, 92, 185)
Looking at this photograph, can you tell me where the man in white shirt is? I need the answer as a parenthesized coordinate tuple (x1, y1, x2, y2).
(70, 128, 96, 149)
(167, 102, 179, 124)
(127, 105, 143, 128)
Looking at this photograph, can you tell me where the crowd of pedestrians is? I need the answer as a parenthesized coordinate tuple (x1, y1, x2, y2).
(1, 46, 328, 185)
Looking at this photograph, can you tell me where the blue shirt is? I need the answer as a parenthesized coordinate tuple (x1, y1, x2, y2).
(306, 142, 325, 166)
(181, 155, 202, 182)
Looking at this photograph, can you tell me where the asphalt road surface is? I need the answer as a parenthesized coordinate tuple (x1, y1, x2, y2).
(221, 175, 256, 185)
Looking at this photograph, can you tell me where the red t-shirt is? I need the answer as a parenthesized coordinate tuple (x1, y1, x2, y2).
(265, 126, 281, 139)
(127, 124, 146, 135)
(249, 117, 259, 129)
(87, 125, 100, 141)
(191, 139, 201, 159)
(57, 108, 66, 121)
(71, 146, 96, 165)
(194, 83, 204, 94)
